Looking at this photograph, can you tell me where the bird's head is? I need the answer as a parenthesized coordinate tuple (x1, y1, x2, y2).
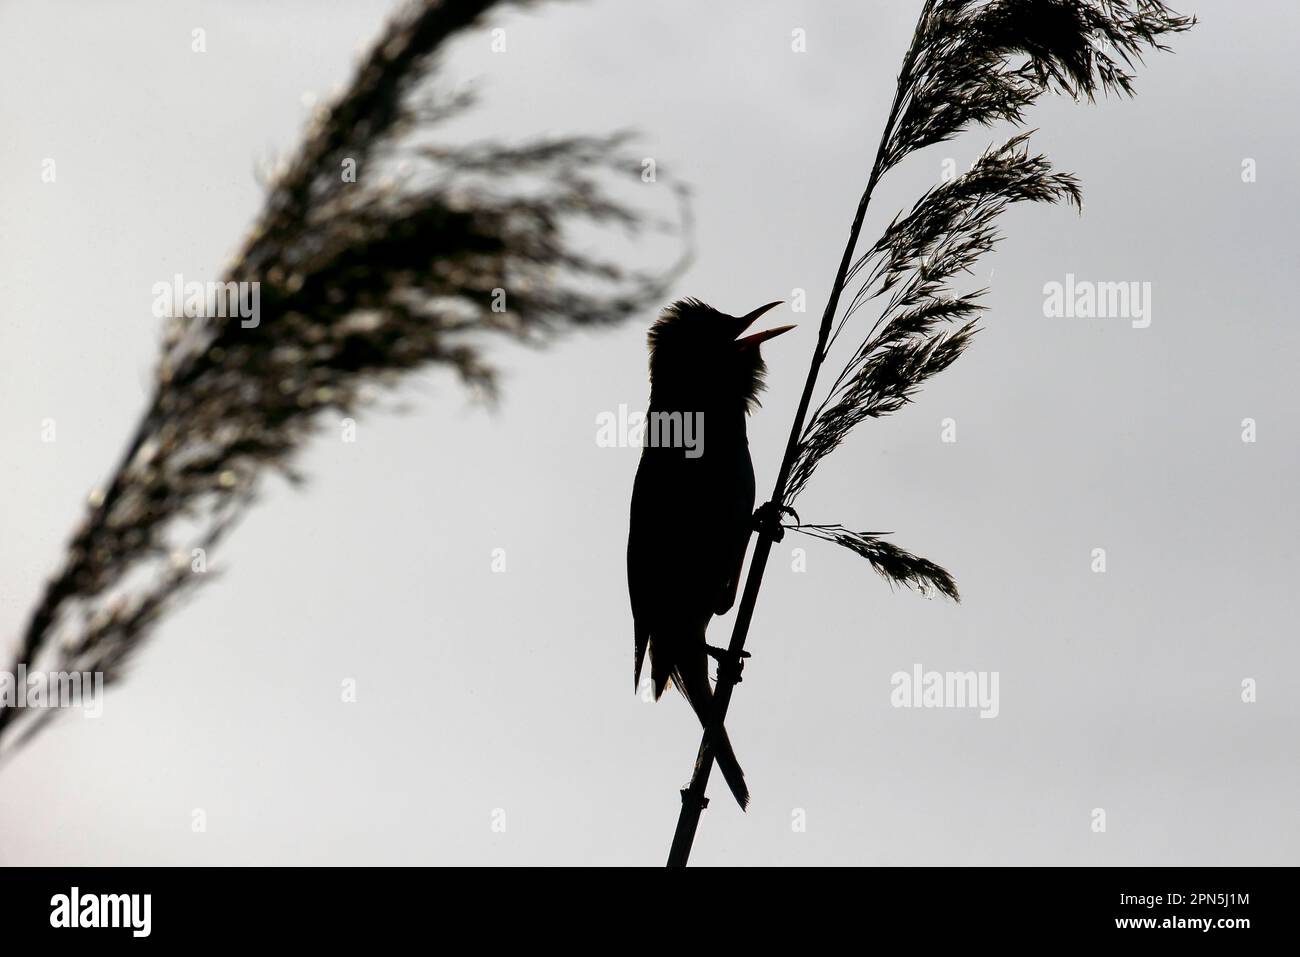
(646, 298, 793, 413)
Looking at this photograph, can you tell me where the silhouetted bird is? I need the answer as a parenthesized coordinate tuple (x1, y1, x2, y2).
(627, 298, 793, 809)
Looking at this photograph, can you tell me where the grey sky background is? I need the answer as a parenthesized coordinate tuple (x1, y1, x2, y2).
(2, 0, 1297, 865)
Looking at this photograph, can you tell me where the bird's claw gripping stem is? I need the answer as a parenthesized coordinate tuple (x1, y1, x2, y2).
(706, 645, 750, 685)
(680, 788, 708, 811)
(752, 501, 798, 542)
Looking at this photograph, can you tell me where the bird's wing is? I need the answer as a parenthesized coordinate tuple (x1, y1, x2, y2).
(627, 451, 667, 689)
(628, 447, 719, 685)
(713, 446, 756, 614)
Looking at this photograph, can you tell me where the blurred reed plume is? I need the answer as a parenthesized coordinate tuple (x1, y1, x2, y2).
(667, 0, 1193, 865)
(0, 0, 686, 753)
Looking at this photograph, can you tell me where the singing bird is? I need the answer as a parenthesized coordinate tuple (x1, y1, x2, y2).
(627, 298, 793, 810)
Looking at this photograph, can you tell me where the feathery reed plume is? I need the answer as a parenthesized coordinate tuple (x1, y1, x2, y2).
(666, 0, 1192, 866)
(789, 524, 960, 601)
(0, 0, 687, 753)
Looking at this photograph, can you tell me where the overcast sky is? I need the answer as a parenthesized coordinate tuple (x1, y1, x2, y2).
(2, 0, 1297, 866)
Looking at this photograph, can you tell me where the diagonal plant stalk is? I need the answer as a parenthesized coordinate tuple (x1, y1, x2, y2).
(665, 15, 928, 867)
(666, 0, 1193, 866)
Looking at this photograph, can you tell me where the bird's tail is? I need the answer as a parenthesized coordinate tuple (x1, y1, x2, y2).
(699, 715, 750, 812)
(672, 654, 750, 811)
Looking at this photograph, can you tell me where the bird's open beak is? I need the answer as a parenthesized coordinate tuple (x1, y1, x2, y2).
(734, 301, 795, 349)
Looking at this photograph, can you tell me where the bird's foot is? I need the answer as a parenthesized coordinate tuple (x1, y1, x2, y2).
(752, 501, 799, 543)
(680, 788, 709, 811)
(706, 644, 751, 661)
(706, 645, 750, 685)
